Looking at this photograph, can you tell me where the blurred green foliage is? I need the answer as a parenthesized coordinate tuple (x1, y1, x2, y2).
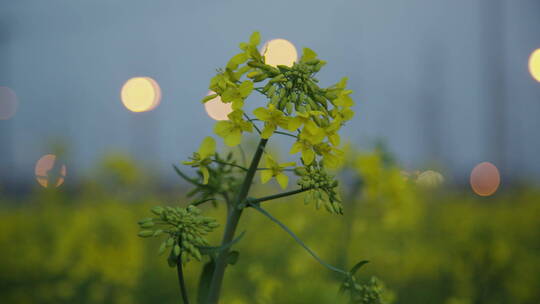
(0, 153, 539, 303)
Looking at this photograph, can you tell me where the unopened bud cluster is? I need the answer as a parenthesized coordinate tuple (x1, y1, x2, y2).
(296, 164, 343, 214)
(252, 59, 328, 116)
(342, 276, 388, 304)
(138, 205, 219, 266)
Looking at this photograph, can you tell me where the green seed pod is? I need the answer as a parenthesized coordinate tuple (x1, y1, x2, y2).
(268, 85, 276, 97)
(247, 71, 261, 78)
(166, 237, 175, 247)
(151, 206, 164, 216)
(138, 218, 153, 225)
(138, 230, 154, 238)
(140, 221, 154, 228)
(253, 73, 268, 82)
(174, 244, 181, 257)
(286, 102, 293, 114)
(269, 74, 285, 83)
(294, 167, 307, 176)
(286, 81, 293, 89)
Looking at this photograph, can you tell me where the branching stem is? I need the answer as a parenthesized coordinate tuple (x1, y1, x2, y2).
(206, 138, 268, 304)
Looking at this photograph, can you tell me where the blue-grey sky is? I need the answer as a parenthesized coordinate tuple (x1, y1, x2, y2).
(1, 0, 540, 185)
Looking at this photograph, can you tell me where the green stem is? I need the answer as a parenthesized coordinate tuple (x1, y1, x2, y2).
(206, 138, 268, 304)
(249, 203, 348, 276)
(211, 159, 248, 171)
(274, 131, 297, 138)
(176, 258, 190, 304)
(249, 188, 311, 204)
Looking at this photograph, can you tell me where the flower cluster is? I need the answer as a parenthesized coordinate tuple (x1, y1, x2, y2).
(183, 136, 216, 184)
(138, 205, 219, 266)
(202, 32, 354, 171)
(341, 276, 391, 304)
(296, 163, 343, 214)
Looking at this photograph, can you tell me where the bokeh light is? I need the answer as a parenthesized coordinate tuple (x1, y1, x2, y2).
(35, 154, 67, 188)
(204, 91, 232, 121)
(261, 39, 298, 67)
(0, 86, 18, 120)
(529, 48, 540, 82)
(470, 162, 500, 196)
(416, 170, 444, 187)
(121, 77, 161, 112)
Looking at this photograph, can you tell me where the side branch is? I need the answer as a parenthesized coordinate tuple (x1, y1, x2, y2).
(248, 203, 349, 276)
(248, 187, 311, 204)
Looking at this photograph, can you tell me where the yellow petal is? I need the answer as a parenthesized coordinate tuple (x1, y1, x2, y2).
(265, 154, 277, 167)
(261, 124, 276, 139)
(253, 107, 271, 121)
(214, 121, 231, 137)
(224, 131, 242, 147)
(290, 142, 302, 154)
(198, 137, 216, 159)
(276, 173, 289, 189)
(261, 170, 272, 184)
(280, 162, 296, 168)
(287, 117, 303, 131)
(302, 149, 315, 165)
(329, 133, 340, 146)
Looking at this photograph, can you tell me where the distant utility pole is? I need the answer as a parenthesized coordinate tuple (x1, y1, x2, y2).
(480, 0, 507, 177)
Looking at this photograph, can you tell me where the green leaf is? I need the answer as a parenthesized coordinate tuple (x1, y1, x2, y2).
(173, 165, 205, 187)
(249, 31, 261, 46)
(198, 231, 246, 255)
(301, 47, 317, 62)
(227, 251, 239, 265)
(197, 260, 215, 304)
(349, 260, 369, 276)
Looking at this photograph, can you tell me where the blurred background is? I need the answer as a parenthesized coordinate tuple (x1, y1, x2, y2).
(1, 0, 540, 303)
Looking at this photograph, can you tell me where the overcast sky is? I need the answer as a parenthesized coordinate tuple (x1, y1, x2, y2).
(1, 0, 540, 185)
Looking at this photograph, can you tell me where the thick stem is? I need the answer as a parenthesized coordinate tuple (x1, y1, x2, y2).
(177, 259, 190, 304)
(206, 139, 268, 304)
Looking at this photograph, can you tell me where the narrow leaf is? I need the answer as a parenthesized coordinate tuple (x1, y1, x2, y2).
(349, 260, 369, 276)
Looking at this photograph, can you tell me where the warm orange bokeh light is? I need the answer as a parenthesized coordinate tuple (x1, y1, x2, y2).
(35, 154, 67, 188)
(261, 39, 298, 67)
(0, 86, 18, 120)
(121, 77, 161, 112)
(529, 48, 540, 83)
(470, 162, 500, 196)
(204, 91, 232, 121)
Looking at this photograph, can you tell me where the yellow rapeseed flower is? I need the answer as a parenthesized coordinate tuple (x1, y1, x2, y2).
(214, 110, 253, 147)
(260, 154, 295, 189)
(253, 104, 289, 139)
(286, 111, 324, 131)
(314, 143, 344, 169)
(183, 136, 216, 184)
